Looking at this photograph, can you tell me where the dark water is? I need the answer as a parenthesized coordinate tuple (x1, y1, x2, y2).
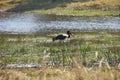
(0, 13, 120, 33)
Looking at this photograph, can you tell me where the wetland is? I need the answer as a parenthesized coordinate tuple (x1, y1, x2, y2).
(0, 13, 120, 80)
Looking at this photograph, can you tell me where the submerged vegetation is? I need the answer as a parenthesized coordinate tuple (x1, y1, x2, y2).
(0, 30, 120, 80)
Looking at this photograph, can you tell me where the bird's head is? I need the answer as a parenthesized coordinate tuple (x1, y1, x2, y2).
(67, 31, 74, 38)
(67, 31, 71, 35)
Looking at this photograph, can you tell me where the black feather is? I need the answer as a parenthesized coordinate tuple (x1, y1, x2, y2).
(52, 31, 71, 42)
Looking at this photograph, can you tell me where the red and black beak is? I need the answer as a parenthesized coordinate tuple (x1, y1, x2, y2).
(67, 31, 74, 37)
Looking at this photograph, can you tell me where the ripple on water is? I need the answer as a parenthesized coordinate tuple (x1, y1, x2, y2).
(0, 13, 120, 33)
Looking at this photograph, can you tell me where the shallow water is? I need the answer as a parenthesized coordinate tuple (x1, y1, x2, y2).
(0, 13, 120, 33)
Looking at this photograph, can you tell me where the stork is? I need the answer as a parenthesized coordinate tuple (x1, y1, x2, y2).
(52, 31, 73, 42)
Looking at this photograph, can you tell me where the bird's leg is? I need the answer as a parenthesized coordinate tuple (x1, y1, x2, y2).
(62, 40, 65, 43)
(59, 40, 64, 44)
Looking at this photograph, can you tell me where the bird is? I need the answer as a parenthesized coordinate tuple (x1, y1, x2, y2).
(52, 31, 73, 42)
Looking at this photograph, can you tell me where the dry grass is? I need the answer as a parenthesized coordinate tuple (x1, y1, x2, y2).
(66, 0, 120, 10)
(0, 64, 120, 80)
(1, 0, 120, 13)
(0, 0, 23, 9)
(0, 69, 30, 80)
(0, 54, 120, 80)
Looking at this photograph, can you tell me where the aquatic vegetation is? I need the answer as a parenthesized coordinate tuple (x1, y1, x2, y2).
(0, 30, 120, 80)
(0, 30, 119, 67)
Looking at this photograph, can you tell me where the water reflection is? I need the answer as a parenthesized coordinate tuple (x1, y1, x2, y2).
(0, 13, 120, 33)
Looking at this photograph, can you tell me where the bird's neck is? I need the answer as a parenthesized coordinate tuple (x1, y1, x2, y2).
(68, 35, 70, 38)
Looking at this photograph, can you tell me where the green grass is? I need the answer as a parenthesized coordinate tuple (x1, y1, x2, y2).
(0, 30, 119, 67)
(27, 9, 120, 16)
(0, 30, 120, 80)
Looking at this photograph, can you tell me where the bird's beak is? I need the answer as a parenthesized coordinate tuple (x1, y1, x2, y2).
(70, 33, 74, 37)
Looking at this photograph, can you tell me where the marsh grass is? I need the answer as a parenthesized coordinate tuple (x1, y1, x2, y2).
(0, 30, 119, 66)
(0, 64, 120, 80)
(27, 0, 120, 16)
(0, 30, 120, 80)
(1, 0, 120, 16)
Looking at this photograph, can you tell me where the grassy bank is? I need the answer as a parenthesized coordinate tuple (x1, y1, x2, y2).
(27, 9, 120, 16)
(0, 30, 120, 80)
(27, 0, 120, 16)
(0, 0, 120, 16)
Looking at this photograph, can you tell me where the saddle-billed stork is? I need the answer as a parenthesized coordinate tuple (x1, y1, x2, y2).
(52, 31, 73, 42)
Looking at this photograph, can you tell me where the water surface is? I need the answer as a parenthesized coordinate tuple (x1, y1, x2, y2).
(0, 13, 120, 33)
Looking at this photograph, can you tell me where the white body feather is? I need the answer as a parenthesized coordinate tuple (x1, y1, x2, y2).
(62, 34, 69, 38)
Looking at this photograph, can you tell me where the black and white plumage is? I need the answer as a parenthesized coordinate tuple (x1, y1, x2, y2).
(52, 31, 72, 42)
